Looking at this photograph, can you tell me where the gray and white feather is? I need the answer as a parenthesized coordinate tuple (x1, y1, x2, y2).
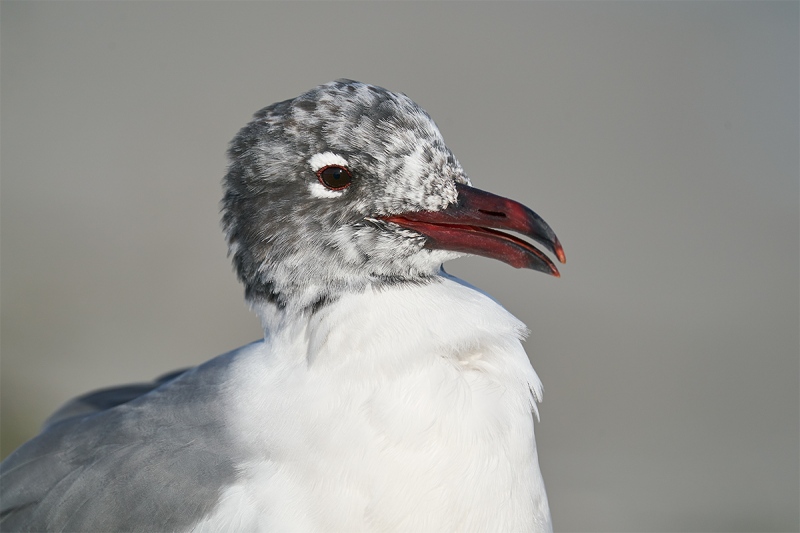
(223, 79, 467, 311)
(1, 79, 564, 533)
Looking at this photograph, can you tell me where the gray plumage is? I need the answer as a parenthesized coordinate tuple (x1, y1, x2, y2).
(223, 79, 467, 311)
(0, 349, 247, 532)
(41, 368, 188, 430)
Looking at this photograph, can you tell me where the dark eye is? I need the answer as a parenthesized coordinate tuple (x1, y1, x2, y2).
(317, 165, 352, 190)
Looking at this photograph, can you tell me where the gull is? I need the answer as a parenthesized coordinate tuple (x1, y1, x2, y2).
(0, 79, 565, 532)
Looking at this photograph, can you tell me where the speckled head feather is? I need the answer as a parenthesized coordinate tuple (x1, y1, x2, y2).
(222, 80, 470, 311)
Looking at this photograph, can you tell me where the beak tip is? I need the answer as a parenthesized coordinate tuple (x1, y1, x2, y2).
(554, 242, 566, 264)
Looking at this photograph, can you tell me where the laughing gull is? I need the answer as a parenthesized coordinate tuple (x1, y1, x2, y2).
(1, 79, 565, 532)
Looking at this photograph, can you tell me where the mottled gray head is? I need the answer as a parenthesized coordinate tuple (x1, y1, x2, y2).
(222, 80, 468, 311)
(222, 79, 564, 313)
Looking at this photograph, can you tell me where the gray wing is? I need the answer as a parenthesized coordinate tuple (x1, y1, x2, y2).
(41, 368, 190, 430)
(0, 351, 246, 533)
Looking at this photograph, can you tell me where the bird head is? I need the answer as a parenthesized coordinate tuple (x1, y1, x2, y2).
(222, 79, 564, 312)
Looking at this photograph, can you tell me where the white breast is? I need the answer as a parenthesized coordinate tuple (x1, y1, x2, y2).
(192, 275, 552, 532)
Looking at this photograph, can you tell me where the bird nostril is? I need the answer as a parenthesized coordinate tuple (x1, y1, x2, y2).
(478, 209, 506, 218)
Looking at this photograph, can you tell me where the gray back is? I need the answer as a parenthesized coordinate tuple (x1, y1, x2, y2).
(0, 355, 241, 532)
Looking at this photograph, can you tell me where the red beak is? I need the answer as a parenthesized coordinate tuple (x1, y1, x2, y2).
(380, 183, 566, 277)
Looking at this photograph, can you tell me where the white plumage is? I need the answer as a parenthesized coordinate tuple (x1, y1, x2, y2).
(193, 275, 551, 532)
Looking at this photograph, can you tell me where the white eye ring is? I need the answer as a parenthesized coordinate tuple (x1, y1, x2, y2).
(309, 152, 349, 173)
(308, 180, 345, 199)
(308, 152, 351, 198)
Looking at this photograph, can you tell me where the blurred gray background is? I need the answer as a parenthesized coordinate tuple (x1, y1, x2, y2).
(1, 2, 797, 531)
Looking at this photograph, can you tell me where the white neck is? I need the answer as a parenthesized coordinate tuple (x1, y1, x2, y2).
(201, 273, 552, 532)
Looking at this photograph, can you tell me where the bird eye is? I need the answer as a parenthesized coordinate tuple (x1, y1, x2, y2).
(317, 165, 352, 190)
